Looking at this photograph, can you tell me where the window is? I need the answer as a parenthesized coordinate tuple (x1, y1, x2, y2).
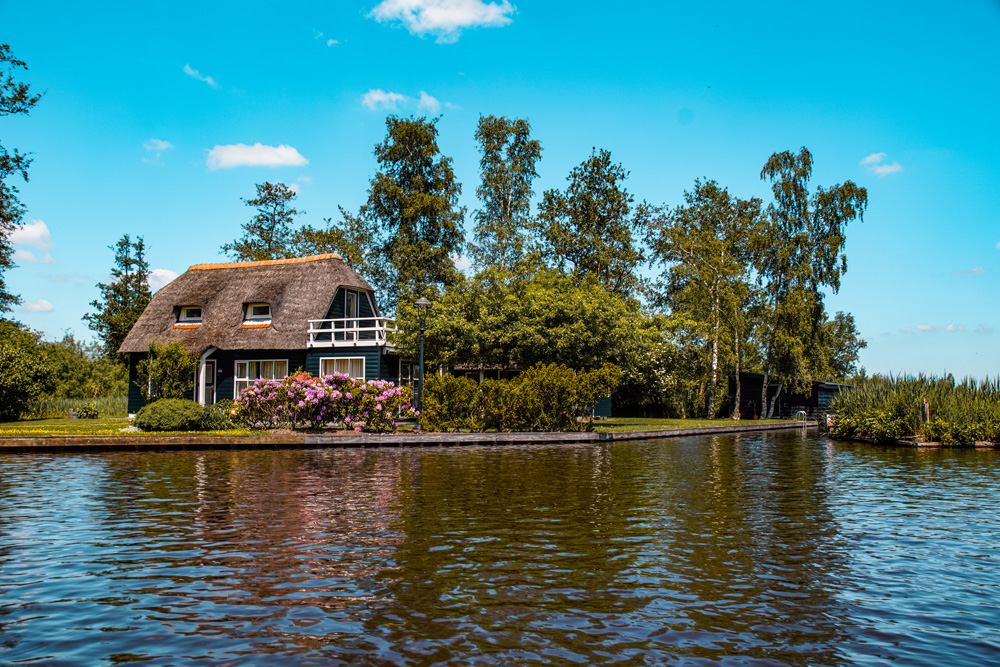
(178, 306, 202, 323)
(247, 303, 271, 320)
(234, 359, 288, 397)
(320, 357, 365, 380)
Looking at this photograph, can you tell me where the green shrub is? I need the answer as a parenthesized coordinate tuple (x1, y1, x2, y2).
(134, 398, 205, 432)
(419, 363, 623, 433)
(76, 403, 99, 419)
(200, 399, 236, 431)
(136, 341, 199, 403)
(0, 323, 57, 421)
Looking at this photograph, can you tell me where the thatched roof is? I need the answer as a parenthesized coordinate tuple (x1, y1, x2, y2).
(119, 253, 376, 354)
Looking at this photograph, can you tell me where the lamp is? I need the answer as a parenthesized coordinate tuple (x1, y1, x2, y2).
(414, 297, 432, 431)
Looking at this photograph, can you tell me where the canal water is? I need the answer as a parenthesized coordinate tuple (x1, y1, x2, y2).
(1, 430, 998, 666)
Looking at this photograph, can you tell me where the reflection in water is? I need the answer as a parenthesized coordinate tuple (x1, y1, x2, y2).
(0, 433, 998, 665)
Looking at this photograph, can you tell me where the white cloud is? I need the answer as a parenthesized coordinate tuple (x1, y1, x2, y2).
(995, 240, 1000, 249)
(449, 252, 472, 272)
(953, 266, 988, 275)
(11, 219, 52, 250)
(370, 0, 515, 43)
(206, 143, 309, 170)
(183, 64, 219, 88)
(418, 90, 441, 113)
(14, 249, 55, 264)
(287, 183, 301, 194)
(143, 138, 173, 164)
(361, 89, 410, 110)
(916, 323, 964, 332)
(977, 324, 994, 334)
(147, 268, 179, 292)
(22, 299, 53, 313)
(327, 39, 338, 46)
(860, 151, 902, 176)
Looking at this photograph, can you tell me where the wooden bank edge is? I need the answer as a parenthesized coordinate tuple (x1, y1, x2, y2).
(0, 420, 818, 452)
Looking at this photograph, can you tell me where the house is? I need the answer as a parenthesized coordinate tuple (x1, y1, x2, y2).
(119, 253, 407, 414)
(727, 372, 851, 420)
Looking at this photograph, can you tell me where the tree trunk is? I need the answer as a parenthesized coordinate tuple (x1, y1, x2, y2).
(760, 371, 769, 420)
(731, 326, 741, 420)
(707, 286, 720, 419)
(766, 383, 783, 419)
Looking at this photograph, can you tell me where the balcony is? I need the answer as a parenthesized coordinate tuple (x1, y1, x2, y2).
(307, 317, 397, 349)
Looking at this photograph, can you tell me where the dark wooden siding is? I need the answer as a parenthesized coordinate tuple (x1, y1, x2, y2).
(306, 347, 389, 382)
(128, 353, 146, 414)
(216, 349, 308, 401)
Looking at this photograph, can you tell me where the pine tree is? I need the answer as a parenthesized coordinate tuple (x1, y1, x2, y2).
(84, 235, 152, 358)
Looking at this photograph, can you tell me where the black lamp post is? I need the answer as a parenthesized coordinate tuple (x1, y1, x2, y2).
(414, 296, 432, 430)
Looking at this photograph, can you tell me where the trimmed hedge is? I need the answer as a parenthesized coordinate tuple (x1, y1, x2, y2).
(134, 398, 206, 432)
(420, 363, 622, 433)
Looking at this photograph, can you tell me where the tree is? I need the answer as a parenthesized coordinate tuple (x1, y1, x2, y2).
(0, 321, 55, 420)
(221, 182, 301, 261)
(41, 332, 128, 398)
(136, 340, 199, 403)
(470, 115, 542, 273)
(535, 148, 648, 298)
(810, 310, 867, 382)
(84, 235, 152, 358)
(360, 115, 465, 311)
(756, 147, 867, 417)
(648, 179, 764, 418)
(294, 207, 389, 286)
(0, 44, 44, 314)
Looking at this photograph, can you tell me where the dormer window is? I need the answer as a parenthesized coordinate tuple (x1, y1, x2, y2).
(175, 306, 202, 328)
(242, 303, 272, 328)
(247, 303, 271, 320)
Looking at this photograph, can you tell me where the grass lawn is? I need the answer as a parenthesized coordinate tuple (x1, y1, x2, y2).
(595, 417, 800, 433)
(0, 417, 255, 437)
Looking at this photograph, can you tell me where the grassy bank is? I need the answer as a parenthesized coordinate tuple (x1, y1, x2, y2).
(830, 374, 1000, 445)
(19, 396, 128, 420)
(0, 417, 254, 437)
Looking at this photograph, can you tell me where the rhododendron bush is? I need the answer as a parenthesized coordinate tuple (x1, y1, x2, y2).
(233, 371, 414, 432)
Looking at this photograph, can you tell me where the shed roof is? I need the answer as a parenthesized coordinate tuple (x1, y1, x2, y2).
(119, 253, 376, 354)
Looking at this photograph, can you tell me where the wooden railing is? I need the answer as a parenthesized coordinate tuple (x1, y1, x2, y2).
(307, 317, 397, 348)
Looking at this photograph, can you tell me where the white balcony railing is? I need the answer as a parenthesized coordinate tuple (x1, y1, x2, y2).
(307, 317, 397, 348)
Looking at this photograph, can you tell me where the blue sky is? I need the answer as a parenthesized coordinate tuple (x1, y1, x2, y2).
(3, 0, 998, 378)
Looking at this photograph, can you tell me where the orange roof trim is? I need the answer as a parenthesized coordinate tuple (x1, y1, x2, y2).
(240, 322, 271, 329)
(172, 323, 202, 329)
(189, 253, 343, 271)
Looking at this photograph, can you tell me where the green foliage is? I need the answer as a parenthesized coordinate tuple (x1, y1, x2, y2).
(755, 147, 868, 417)
(21, 395, 127, 420)
(361, 115, 465, 311)
(395, 269, 639, 372)
(136, 341, 199, 403)
(830, 374, 1000, 445)
(421, 373, 483, 432)
(134, 398, 205, 432)
(648, 179, 763, 418)
(76, 403, 99, 419)
(41, 332, 127, 398)
(200, 399, 236, 431)
(222, 181, 301, 261)
(420, 363, 622, 433)
(0, 321, 56, 420)
(84, 234, 152, 358)
(0, 44, 44, 314)
(470, 115, 542, 272)
(535, 148, 648, 298)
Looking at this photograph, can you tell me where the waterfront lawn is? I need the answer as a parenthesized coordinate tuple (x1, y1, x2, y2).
(595, 417, 798, 432)
(0, 417, 255, 437)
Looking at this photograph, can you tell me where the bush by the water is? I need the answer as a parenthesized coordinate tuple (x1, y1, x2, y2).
(233, 372, 414, 432)
(134, 398, 207, 432)
(76, 403, 99, 419)
(420, 363, 622, 432)
(830, 374, 1000, 445)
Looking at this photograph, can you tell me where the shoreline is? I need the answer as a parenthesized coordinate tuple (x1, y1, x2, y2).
(0, 420, 817, 452)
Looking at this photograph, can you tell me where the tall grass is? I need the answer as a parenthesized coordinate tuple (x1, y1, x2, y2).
(19, 396, 129, 420)
(830, 374, 1000, 445)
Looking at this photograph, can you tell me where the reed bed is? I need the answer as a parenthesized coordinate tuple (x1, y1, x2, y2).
(20, 396, 129, 420)
(829, 374, 1000, 445)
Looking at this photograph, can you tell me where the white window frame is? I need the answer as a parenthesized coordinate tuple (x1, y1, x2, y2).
(234, 358, 288, 397)
(178, 306, 202, 322)
(246, 303, 271, 320)
(319, 356, 366, 380)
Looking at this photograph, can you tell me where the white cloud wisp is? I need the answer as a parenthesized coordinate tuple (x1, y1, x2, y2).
(860, 151, 903, 176)
(22, 299, 53, 313)
(206, 144, 309, 170)
(148, 268, 179, 292)
(183, 64, 219, 88)
(362, 89, 410, 110)
(370, 0, 515, 43)
(11, 220, 52, 250)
